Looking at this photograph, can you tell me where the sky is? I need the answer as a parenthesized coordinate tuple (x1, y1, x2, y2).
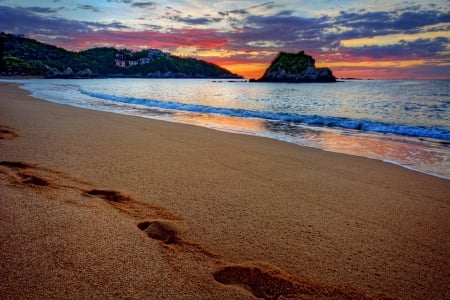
(0, 0, 449, 79)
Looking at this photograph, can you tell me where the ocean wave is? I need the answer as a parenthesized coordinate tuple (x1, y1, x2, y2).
(80, 89, 450, 141)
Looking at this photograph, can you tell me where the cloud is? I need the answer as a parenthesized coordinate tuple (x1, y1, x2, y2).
(0, 4, 228, 51)
(217, 1, 282, 29)
(333, 8, 450, 39)
(103, 21, 131, 30)
(225, 9, 248, 15)
(0, 5, 129, 37)
(25, 6, 63, 14)
(162, 6, 221, 26)
(0, 5, 85, 35)
(171, 15, 222, 25)
(47, 27, 229, 52)
(275, 10, 295, 17)
(229, 13, 332, 52)
(78, 5, 100, 13)
(393, 10, 450, 31)
(341, 37, 450, 59)
(142, 24, 163, 30)
(132, 1, 158, 9)
(107, 0, 133, 3)
(177, 17, 216, 25)
(105, 0, 158, 9)
(227, 5, 450, 59)
(247, 1, 279, 11)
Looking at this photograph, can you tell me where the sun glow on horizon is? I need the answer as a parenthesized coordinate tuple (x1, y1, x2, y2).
(220, 63, 269, 79)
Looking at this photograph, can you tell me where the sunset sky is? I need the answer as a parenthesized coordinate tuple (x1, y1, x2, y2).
(1, 0, 449, 79)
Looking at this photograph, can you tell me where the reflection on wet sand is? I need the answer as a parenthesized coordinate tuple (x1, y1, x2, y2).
(174, 112, 266, 134)
(163, 110, 450, 178)
(265, 120, 450, 178)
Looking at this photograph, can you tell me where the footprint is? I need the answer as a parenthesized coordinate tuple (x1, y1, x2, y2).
(84, 188, 181, 221)
(214, 265, 303, 300)
(85, 189, 130, 202)
(213, 265, 374, 300)
(84, 189, 218, 257)
(1, 161, 215, 258)
(19, 173, 50, 186)
(0, 160, 387, 298)
(0, 125, 18, 140)
(1, 161, 52, 188)
(0, 161, 31, 169)
(137, 221, 178, 244)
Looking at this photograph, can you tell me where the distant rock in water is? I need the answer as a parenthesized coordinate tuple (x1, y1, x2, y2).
(253, 51, 336, 83)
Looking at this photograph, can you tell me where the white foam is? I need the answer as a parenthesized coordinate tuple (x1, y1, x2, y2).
(383, 160, 449, 180)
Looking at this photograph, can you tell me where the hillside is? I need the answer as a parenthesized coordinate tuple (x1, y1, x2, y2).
(0, 33, 241, 78)
(253, 51, 335, 82)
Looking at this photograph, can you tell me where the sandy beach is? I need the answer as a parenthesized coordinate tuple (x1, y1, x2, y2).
(1, 82, 449, 299)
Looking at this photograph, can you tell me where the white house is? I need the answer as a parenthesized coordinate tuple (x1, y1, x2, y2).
(115, 59, 126, 67)
(139, 57, 151, 64)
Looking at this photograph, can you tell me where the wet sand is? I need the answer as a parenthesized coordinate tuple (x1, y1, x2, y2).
(1, 82, 449, 299)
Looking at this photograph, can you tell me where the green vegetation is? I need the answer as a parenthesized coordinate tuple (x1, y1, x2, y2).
(0, 38, 4, 71)
(121, 56, 235, 77)
(266, 51, 314, 74)
(1, 33, 90, 74)
(254, 51, 335, 83)
(0, 32, 240, 78)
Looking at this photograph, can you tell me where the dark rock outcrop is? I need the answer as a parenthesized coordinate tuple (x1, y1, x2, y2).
(46, 66, 99, 78)
(253, 51, 336, 83)
(62, 67, 74, 77)
(76, 68, 93, 77)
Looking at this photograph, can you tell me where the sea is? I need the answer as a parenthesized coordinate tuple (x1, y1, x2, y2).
(5, 78, 450, 179)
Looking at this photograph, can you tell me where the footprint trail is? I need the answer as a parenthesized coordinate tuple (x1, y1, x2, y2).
(0, 159, 389, 299)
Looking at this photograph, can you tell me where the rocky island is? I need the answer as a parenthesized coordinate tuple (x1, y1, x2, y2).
(252, 51, 336, 83)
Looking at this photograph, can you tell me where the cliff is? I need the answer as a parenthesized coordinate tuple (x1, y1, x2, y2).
(254, 51, 336, 83)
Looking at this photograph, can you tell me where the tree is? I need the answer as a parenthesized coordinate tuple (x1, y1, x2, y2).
(0, 37, 5, 72)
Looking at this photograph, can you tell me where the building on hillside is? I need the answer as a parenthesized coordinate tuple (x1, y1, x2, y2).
(114, 49, 170, 68)
(147, 49, 170, 59)
(139, 57, 151, 64)
(115, 59, 126, 67)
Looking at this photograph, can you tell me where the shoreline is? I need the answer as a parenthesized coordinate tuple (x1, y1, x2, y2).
(1, 82, 449, 299)
(8, 78, 449, 180)
(382, 158, 449, 180)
